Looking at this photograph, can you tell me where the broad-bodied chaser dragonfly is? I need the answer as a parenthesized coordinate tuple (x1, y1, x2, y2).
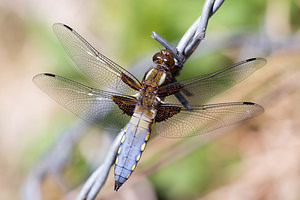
(33, 23, 266, 191)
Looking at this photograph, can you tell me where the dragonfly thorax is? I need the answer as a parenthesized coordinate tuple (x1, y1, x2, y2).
(143, 68, 167, 87)
(138, 67, 167, 108)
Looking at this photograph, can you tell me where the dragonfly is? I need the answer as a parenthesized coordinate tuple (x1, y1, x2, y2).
(33, 23, 266, 191)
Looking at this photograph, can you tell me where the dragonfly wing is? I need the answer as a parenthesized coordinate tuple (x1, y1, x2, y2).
(153, 102, 264, 138)
(33, 73, 136, 132)
(160, 58, 266, 105)
(53, 23, 141, 94)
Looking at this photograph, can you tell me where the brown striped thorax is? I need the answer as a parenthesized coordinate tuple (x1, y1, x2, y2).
(138, 50, 175, 108)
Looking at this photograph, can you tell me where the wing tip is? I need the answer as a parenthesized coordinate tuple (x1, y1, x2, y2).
(52, 23, 73, 31)
(43, 73, 56, 77)
(243, 102, 265, 115)
(243, 101, 255, 105)
(62, 24, 73, 31)
(32, 73, 56, 85)
(246, 58, 256, 62)
(246, 57, 267, 65)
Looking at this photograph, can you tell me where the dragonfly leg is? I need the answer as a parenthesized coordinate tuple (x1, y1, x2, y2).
(174, 92, 192, 110)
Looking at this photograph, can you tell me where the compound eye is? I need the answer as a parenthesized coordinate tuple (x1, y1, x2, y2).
(163, 55, 175, 68)
(153, 50, 175, 68)
(153, 52, 162, 64)
(161, 49, 171, 57)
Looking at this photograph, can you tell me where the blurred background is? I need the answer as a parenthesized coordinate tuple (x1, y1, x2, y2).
(1, 0, 300, 199)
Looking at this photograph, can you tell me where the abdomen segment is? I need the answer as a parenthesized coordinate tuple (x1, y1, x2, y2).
(114, 109, 153, 191)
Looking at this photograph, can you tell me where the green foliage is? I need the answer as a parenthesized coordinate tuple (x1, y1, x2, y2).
(91, 0, 206, 61)
(150, 143, 241, 200)
(211, 0, 266, 30)
(290, 1, 300, 30)
(26, 20, 91, 83)
(89, 0, 268, 63)
(64, 146, 90, 185)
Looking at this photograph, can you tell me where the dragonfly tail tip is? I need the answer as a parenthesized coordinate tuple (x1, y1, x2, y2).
(114, 181, 123, 191)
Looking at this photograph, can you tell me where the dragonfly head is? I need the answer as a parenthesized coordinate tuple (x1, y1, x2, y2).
(153, 49, 175, 70)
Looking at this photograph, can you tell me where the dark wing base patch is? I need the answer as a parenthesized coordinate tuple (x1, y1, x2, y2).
(155, 105, 182, 122)
(112, 95, 137, 116)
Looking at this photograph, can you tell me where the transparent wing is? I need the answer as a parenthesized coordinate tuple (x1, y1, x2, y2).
(53, 23, 140, 95)
(160, 58, 266, 105)
(33, 73, 135, 132)
(153, 102, 264, 138)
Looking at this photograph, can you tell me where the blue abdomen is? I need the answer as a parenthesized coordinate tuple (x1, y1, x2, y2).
(114, 110, 152, 191)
